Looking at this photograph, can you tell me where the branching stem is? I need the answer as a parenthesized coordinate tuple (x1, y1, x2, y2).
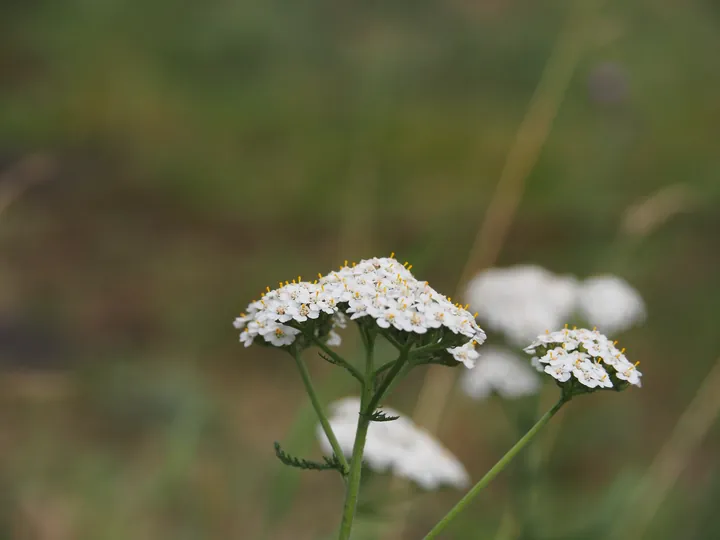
(313, 337, 364, 384)
(337, 330, 377, 539)
(292, 348, 349, 475)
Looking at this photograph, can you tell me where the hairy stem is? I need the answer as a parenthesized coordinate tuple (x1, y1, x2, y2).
(423, 397, 568, 539)
(292, 348, 349, 474)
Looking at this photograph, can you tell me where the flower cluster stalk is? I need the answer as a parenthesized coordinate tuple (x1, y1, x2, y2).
(337, 334, 412, 540)
(292, 347, 350, 475)
(337, 332, 375, 539)
(422, 396, 568, 539)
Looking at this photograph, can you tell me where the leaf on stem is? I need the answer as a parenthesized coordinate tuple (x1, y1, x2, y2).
(274, 442, 347, 475)
(362, 409, 400, 422)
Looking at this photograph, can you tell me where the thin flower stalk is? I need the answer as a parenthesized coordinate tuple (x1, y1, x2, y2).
(424, 326, 641, 537)
(423, 397, 568, 539)
(292, 348, 349, 475)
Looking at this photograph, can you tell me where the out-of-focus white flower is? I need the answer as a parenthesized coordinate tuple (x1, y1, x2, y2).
(325, 312, 347, 347)
(326, 330, 342, 347)
(577, 276, 645, 334)
(235, 257, 486, 365)
(461, 346, 541, 400)
(524, 327, 642, 392)
(465, 265, 578, 346)
(317, 397, 470, 490)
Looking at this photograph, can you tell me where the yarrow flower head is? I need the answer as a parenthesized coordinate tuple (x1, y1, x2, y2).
(317, 397, 470, 490)
(465, 265, 578, 346)
(524, 326, 642, 398)
(577, 275, 646, 334)
(461, 346, 541, 400)
(235, 256, 486, 367)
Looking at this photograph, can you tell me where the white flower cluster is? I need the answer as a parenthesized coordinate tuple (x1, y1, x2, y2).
(524, 327, 642, 390)
(233, 281, 328, 347)
(465, 265, 578, 346)
(317, 397, 470, 490)
(234, 256, 486, 366)
(577, 276, 646, 334)
(465, 266, 645, 344)
(461, 347, 541, 400)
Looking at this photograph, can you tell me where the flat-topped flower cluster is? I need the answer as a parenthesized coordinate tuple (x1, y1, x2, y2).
(524, 326, 642, 392)
(234, 256, 486, 367)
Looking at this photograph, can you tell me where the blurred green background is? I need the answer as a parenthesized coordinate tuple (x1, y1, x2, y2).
(1, 0, 719, 538)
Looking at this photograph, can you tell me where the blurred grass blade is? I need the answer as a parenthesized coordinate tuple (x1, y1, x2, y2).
(609, 356, 720, 540)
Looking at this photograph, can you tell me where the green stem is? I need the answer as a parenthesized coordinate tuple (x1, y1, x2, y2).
(407, 340, 447, 357)
(368, 346, 410, 413)
(337, 416, 370, 539)
(313, 336, 365, 384)
(423, 397, 568, 540)
(373, 340, 447, 377)
(337, 331, 376, 540)
(374, 358, 397, 377)
(377, 363, 413, 403)
(379, 329, 405, 350)
(292, 348, 350, 474)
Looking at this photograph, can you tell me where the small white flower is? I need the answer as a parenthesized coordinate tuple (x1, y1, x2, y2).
(233, 313, 251, 330)
(248, 319, 272, 336)
(447, 342, 481, 368)
(375, 309, 396, 329)
(577, 275, 646, 333)
(265, 324, 300, 346)
(346, 297, 370, 319)
(240, 328, 254, 347)
(545, 362, 572, 382)
(571, 356, 603, 388)
(403, 312, 429, 334)
(461, 347, 541, 400)
(525, 327, 642, 391)
(465, 265, 578, 346)
(317, 397, 470, 490)
(616, 363, 642, 387)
